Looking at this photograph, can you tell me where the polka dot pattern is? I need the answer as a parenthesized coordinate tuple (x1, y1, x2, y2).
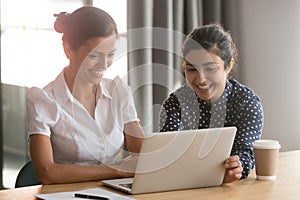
(159, 79, 264, 179)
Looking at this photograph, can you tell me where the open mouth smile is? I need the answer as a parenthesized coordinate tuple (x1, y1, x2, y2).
(89, 69, 105, 76)
(196, 84, 210, 90)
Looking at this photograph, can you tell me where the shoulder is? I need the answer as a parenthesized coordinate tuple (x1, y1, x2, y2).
(228, 79, 263, 115)
(163, 85, 190, 105)
(171, 84, 195, 100)
(173, 84, 193, 95)
(27, 86, 53, 102)
(163, 92, 180, 107)
(28, 71, 65, 102)
(101, 76, 132, 99)
(172, 84, 198, 106)
(26, 72, 60, 104)
(26, 86, 60, 123)
(229, 79, 261, 102)
(163, 84, 197, 108)
(26, 86, 58, 110)
(103, 76, 129, 89)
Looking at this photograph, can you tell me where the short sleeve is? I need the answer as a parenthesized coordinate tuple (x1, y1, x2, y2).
(123, 90, 139, 123)
(112, 77, 139, 124)
(26, 87, 59, 137)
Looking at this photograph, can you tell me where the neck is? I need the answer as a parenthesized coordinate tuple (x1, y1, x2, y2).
(64, 66, 100, 117)
(64, 66, 99, 98)
(64, 66, 76, 92)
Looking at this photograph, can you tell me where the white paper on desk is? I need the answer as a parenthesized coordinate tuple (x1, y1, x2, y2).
(35, 188, 136, 200)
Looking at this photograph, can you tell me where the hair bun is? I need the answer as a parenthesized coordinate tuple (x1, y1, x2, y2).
(53, 12, 71, 33)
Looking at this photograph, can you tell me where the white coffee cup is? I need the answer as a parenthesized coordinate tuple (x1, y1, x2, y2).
(253, 139, 281, 181)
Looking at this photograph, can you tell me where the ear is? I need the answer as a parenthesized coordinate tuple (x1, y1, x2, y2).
(63, 42, 71, 59)
(225, 58, 234, 74)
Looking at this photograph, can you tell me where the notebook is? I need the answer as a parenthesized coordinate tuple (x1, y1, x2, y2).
(102, 126, 237, 194)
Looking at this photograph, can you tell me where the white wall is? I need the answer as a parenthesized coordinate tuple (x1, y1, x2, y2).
(237, 0, 300, 151)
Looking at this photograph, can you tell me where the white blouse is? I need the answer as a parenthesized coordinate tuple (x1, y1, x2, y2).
(26, 71, 139, 165)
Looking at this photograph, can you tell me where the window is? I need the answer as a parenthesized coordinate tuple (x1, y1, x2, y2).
(1, 0, 84, 88)
(1, 0, 127, 88)
(1, 0, 127, 188)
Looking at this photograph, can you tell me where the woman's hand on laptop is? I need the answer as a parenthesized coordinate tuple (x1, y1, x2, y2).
(107, 155, 139, 178)
(223, 155, 243, 183)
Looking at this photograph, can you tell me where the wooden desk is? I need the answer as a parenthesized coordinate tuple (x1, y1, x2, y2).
(1, 150, 300, 200)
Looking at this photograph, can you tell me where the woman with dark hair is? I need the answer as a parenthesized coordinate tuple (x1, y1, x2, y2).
(26, 6, 144, 184)
(159, 24, 264, 183)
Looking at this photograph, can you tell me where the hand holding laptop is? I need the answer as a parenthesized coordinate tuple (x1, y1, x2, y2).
(223, 155, 243, 183)
(107, 155, 139, 175)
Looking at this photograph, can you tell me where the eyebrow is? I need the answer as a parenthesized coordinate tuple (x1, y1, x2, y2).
(183, 59, 217, 67)
(88, 49, 117, 54)
(202, 61, 218, 67)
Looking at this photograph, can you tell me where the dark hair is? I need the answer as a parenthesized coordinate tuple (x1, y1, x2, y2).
(182, 24, 237, 70)
(54, 6, 118, 50)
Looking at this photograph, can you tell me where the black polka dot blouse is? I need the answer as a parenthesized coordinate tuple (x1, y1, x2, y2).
(159, 79, 264, 179)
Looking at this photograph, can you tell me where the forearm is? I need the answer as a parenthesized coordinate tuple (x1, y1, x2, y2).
(232, 128, 261, 178)
(234, 149, 255, 178)
(124, 121, 144, 153)
(36, 163, 128, 185)
(234, 99, 263, 178)
(30, 134, 131, 185)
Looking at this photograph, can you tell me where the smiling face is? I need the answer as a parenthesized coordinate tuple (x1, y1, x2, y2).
(183, 49, 232, 103)
(67, 35, 117, 85)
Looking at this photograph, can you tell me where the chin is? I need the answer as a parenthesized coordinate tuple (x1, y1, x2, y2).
(196, 94, 211, 102)
(90, 77, 102, 85)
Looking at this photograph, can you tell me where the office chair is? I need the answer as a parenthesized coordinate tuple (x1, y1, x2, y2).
(15, 160, 40, 188)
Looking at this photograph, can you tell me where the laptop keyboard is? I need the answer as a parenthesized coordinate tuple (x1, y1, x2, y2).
(119, 183, 132, 189)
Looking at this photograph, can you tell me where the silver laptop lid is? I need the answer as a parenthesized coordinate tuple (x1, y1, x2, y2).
(131, 127, 236, 194)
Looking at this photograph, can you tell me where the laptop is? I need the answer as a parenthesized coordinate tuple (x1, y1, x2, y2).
(102, 126, 237, 194)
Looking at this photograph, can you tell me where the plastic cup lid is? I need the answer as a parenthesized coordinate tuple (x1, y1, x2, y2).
(253, 139, 281, 149)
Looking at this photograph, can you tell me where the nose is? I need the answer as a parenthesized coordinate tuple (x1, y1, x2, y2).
(98, 60, 108, 71)
(196, 68, 207, 83)
(95, 53, 108, 70)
